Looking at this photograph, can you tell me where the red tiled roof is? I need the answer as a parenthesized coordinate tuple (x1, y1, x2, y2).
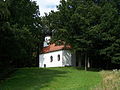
(42, 43, 71, 53)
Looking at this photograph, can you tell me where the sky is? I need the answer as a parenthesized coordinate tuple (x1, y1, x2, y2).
(33, 0, 60, 16)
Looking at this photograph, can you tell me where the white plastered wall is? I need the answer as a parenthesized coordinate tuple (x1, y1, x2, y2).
(39, 50, 72, 68)
(39, 50, 63, 67)
(62, 50, 72, 66)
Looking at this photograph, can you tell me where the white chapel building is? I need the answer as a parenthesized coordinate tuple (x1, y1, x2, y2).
(39, 36, 76, 68)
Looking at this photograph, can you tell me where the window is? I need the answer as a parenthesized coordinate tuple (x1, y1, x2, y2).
(50, 56, 53, 62)
(45, 38, 48, 41)
(58, 54, 60, 61)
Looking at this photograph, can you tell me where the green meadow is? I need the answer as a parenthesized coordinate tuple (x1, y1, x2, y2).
(0, 67, 101, 90)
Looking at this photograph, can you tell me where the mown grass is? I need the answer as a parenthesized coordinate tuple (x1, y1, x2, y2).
(0, 67, 101, 90)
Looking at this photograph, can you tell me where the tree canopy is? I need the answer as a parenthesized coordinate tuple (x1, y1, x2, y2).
(0, 0, 43, 69)
(45, 0, 120, 68)
(0, 0, 120, 72)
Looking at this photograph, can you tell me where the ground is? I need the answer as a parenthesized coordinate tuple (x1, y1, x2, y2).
(94, 70, 120, 90)
(0, 67, 101, 90)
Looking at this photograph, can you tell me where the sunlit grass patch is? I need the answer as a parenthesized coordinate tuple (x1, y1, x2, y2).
(0, 67, 101, 90)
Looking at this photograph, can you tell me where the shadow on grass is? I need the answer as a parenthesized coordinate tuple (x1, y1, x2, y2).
(0, 67, 67, 90)
(0, 67, 17, 83)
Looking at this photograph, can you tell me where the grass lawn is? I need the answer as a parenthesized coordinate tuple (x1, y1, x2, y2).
(0, 67, 101, 90)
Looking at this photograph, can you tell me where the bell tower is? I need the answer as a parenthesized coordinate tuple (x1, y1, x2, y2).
(43, 36, 51, 47)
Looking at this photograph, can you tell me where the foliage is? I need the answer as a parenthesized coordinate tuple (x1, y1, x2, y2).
(45, 0, 120, 66)
(0, 0, 43, 69)
(0, 0, 120, 73)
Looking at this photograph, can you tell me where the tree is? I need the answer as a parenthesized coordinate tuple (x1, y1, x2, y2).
(0, 0, 43, 69)
(0, 0, 11, 69)
(45, 0, 120, 69)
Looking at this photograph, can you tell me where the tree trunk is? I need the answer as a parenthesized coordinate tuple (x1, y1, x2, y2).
(78, 53, 82, 67)
(36, 43, 40, 67)
(87, 57, 90, 68)
(85, 54, 87, 71)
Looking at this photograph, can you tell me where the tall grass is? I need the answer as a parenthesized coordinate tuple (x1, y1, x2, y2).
(93, 70, 120, 90)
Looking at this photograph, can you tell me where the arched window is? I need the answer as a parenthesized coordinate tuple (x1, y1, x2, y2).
(50, 56, 53, 62)
(58, 54, 60, 61)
